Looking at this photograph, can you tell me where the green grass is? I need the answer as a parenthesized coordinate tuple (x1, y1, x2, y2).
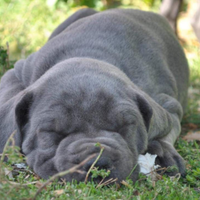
(182, 47, 200, 126)
(0, 139, 200, 200)
(0, 1, 200, 199)
(0, 0, 161, 60)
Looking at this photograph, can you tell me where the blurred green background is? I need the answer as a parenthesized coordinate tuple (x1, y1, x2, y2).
(0, 0, 163, 60)
(0, 0, 199, 80)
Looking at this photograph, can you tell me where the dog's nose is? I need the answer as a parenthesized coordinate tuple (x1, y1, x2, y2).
(83, 156, 112, 171)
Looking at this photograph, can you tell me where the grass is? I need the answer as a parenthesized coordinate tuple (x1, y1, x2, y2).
(0, 0, 161, 60)
(0, 139, 199, 200)
(0, 1, 200, 200)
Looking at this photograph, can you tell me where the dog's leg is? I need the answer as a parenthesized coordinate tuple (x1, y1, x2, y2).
(49, 8, 97, 40)
(147, 93, 186, 176)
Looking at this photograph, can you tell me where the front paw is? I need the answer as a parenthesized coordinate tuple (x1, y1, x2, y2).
(147, 140, 186, 176)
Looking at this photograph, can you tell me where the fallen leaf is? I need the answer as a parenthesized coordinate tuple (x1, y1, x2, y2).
(185, 123, 198, 130)
(183, 131, 200, 141)
(54, 189, 65, 196)
(138, 153, 160, 175)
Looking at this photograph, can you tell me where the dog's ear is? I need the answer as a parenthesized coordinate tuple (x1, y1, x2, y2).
(15, 92, 34, 134)
(136, 94, 153, 132)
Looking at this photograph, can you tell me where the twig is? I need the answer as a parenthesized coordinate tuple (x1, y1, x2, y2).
(105, 178, 118, 185)
(143, 166, 168, 176)
(170, 173, 181, 181)
(153, 188, 162, 200)
(99, 178, 118, 187)
(0, 130, 17, 162)
(137, 167, 168, 182)
(121, 180, 132, 189)
(74, 169, 85, 174)
(33, 153, 96, 200)
(96, 176, 106, 188)
(84, 146, 104, 183)
(126, 164, 138, 180)
(1, 180, 39, 186)
(96, 172, 118, 188)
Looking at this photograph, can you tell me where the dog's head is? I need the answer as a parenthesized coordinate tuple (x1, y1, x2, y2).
(15, 58, 152, 182)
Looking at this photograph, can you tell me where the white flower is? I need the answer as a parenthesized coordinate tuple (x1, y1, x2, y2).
(138, 153, 160, 175)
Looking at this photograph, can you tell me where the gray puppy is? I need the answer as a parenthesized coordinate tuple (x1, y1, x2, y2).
(0, 8, 189, 182)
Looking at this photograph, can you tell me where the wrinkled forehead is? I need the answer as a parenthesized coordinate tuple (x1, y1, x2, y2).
(33, 89, 138, 135)
(31, 68, 139, 133)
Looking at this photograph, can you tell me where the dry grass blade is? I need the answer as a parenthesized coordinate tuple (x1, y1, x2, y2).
(96, 177, 118, 188)
(183, 131, 200, 141)
(33, 153, 96, 200)
(170, 173, 181, 181)
(96, 177, 106, 188)
(100, 178, 118, 187)
(1, 180, 39, 186)
(84, 146, 104, 183)
(121, 180, 132, 189)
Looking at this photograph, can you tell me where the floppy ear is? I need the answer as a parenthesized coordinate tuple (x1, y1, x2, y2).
(15, 92, 34, 135)
(136, 94, 153, 132)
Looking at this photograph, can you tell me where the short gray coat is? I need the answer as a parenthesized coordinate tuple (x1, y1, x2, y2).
(0, 8, 189, 182)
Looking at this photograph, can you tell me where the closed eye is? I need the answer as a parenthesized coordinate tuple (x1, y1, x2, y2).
(118, 124, 136, 136)
(37, 131, 65, 149)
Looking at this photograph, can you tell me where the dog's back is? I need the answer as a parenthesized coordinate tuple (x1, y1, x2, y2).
(15, 9, 189, 109)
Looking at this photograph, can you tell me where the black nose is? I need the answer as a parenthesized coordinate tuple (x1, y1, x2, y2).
(83, 156, 112, 172)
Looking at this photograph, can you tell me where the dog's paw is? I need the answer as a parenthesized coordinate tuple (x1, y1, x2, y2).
(147, 140, 186, 176)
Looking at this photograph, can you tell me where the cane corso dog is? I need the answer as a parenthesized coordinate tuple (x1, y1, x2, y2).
(0, 8, 189, 182)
